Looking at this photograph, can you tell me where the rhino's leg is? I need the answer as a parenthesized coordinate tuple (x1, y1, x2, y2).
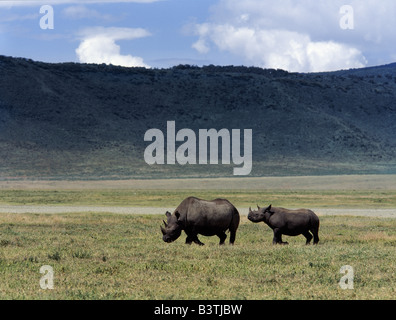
(273, 229, 288, 245)
(273, 229, 283, 244)
(217, 232, 227, 245)
(312, 229, 319, 245)
(185, 235, 193, 245)
(229, 230, 236, 245)
(193, 236, 205, 246)
(186, 233, 204, 246)
(303, 231, 313, 245)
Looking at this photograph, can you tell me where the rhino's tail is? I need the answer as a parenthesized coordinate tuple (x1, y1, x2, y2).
(232, 208, 240, 229)
(228, 208, 240, 244)
(309, 212, 320, 244)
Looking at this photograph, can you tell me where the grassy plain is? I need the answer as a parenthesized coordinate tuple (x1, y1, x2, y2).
(0, 178, 395, 300)
(0, 211, 395, 300)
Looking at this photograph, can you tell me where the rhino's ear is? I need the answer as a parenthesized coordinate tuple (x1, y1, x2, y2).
(266, 204, 272, 212)
(165, 211, 171, 218)
(257, 204, 261, 210)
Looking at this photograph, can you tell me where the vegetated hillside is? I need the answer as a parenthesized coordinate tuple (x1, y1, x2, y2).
(0, 55, 395, 179)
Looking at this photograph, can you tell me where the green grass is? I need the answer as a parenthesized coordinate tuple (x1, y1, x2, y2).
(0, 212, 395, 299)
(0, 189, 396, 208)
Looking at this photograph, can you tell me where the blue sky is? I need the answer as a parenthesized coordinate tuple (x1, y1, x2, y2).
(1, 0, 396, 72)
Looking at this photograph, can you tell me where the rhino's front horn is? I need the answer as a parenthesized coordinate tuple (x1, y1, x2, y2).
(249, 206, 252, 212)
(161, 226, 166, 235)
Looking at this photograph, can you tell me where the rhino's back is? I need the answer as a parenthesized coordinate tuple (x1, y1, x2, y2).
(176, 197, 238, 233)
(271, 207, 319, 230)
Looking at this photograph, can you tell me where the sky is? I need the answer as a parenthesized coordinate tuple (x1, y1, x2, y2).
(0, 0, 395, 72)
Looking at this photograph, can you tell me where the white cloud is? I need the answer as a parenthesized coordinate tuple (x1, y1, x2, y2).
(193, 23, 366, 72)
(76, 27, 151, 68)
(192, 0, 396, 71)
(306, 41, 366, 72)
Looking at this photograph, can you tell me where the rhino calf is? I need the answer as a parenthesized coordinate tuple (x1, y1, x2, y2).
(161, 197, 240, 245)
(248, 205, 320, 245)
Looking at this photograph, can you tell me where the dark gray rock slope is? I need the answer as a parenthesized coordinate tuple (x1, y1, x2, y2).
(0, 56, 395, 179)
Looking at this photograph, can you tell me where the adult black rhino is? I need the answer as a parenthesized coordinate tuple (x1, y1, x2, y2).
(248, 204, 320, 245)
(161, 197, 240, 245)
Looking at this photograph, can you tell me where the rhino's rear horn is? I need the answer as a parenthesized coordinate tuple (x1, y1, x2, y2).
(163, 220, 168, 227)
(249, 206, 252, 213)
